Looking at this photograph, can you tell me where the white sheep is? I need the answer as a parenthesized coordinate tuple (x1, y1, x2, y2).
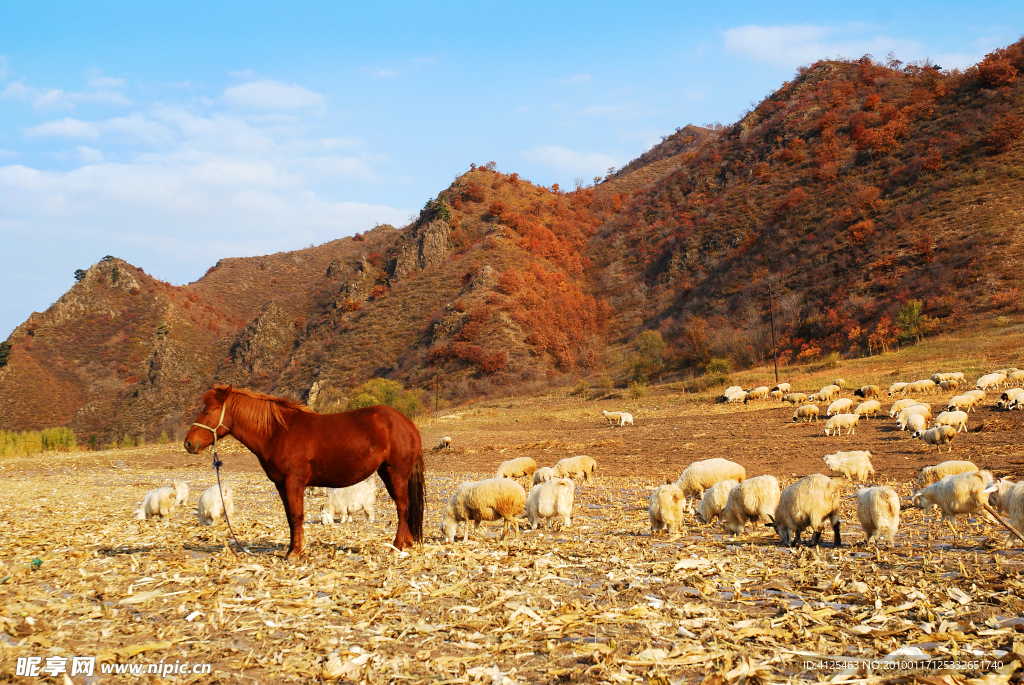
(889, 398, 920, 417)
(695, 480, 738, 524)
(976, 373, 1007, 390)
(601, 410, 623, 426)
(438, 436, 452, 451)
(822, 451, 875, 482)
(720, 475, 781, 535)
(888, 382, 908, 396)
(966, 389, 986, 401)
(173, 480, 189, 507)
(718, 386, 744, 403)
(824, 413, 859, 436)
(648, 483, 687, 534)
(321, 478, 377, 524)
(553, 455, 597, 483)
(769, 389, 784, 402)
(728, 391, 748, 403)
(771, 383, 791, 393)
(916, 460, 979, 489)
(912, 470, 996, 533)
(912, 425, 958, 453)
(987, 478, 1017, 516)
(767, 474, 844, 547)
(897, 404, 932, 430)
(918, 379, 937, 394)
(834, 378, 847, 389)
(197, 484, 234, 526)
(854, 400, 882, 419)
(619, 412, 634, 426)
(793, 405, 819, 423)
(496, 456, 538, 480)
(947, 394, 980, 413)
(904, 413, 928, 434)
(1010, 396, 1024, 411)
(441, 478, 527, 543)
(744, 386, 770, 403)
(998, 388, 1024, 409)
(939, 379, 960, 392)
(854, 385, 881, 399)
(525, 478, 575, 531)
(1007, 370, 1024, 385)
(827, 398, 854, 416)
(905, 380, 930, 395)
(934, 410, 969, 433)
(675, 458, 746, 512)
(134, 487, 176, 520)
(990, 480, 1024, 547)
(532, 466, 556, 485)
(817, 385, 841, 402)
(856, 486, 900, 547)
(783, 392, 809, 405)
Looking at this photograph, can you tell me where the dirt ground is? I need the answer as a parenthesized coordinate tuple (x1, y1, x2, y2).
(2, 390, 1024, 684)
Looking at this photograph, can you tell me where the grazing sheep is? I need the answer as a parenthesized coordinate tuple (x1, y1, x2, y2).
(441, 478, 527, 543)
(931, 372, 965, 384)
(173, 480, 189, 507)
(939, 379, 960, 392)
(854, 400, 882, 420)
(966, 388, 987, 402)
(934, 410, 969, 433)
(897, 404, 932, 430)
(918, 379, 937, 394)
(744, 386, 770, 403)
(889, 398, 921, 417)
(196, 484, 234, 526)
(601, 410, 623, 426)
(134, 487, 176, 520)
(834, 378, 847, 389)
(767, 474, 844, 548)
(998, 388, 1024, 409)
(728, 391, 748, 403)
(947, 394, 980, 413)
(619, 412, 634, 426)
(904, 413, 928, 434)
(553, 455, 598, 483)
(817, 385, 841, 402)
(793, 405, 820, 423)
(321, 478, 377, 524)
(854, 385, 880, 399)
(438, 436, 452, 451)
(976, 373, 1007, 391)
(856, 486, 900, 547)
(827, 398, 854, 416)
(1010, 396, 1024, 411)
(532, 466, 556, 485)
(720, 475, 781, 535)
(718, 386, 744, 403)
(695, 480, 739, 524)
(987, 478, 1017, 516)
(771, 383, 791, 394)
(905, 380, 933, 395)
(675, 458, 747, 512)
(1008, 370, 1024, 385)
(990, 481, 1024, 547)
(526, 478, 575, 531)
(912, 470, 996, 533)
(769, 389, 784, 402)
(912, 425, 958, 453)
(888, 382, 909, 397)
(783, 392, 809, 405)
(822, 451, 875, 482)
(916, 460, 979, 489)
(649, 483, 687, 534)
(496, 456, 538, 480)
(824, 413, 859, 436)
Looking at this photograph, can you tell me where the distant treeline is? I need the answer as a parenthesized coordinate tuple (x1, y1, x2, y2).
(0, 427, 78, 457)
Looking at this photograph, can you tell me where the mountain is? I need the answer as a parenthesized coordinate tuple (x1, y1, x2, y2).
(3, 41, 1024, 441)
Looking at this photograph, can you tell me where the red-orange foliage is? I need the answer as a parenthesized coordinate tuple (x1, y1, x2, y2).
(986, 114, 1024, 153)
(497, 269, 523, 294)
(978, 52, 1018, 87)
(864, 93, 881, 111)
(848, 219, 876, 245)
(773, 188, 808, 219)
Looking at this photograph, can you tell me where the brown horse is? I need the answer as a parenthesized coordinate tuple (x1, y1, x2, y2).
(184, 385, 424, 558)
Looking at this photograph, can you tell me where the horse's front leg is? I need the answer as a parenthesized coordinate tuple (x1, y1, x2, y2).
(276, 481, 307, 560)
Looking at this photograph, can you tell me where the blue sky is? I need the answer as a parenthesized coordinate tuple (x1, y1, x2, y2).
(1, 2, 1022, 338)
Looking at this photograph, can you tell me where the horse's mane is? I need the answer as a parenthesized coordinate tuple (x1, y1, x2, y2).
(203, 385, 316, 436)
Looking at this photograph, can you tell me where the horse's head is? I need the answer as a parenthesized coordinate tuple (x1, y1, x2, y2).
(184, 385, 233, 454)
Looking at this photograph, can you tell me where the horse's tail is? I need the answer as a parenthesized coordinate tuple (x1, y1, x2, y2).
(407, 450, 425, 543)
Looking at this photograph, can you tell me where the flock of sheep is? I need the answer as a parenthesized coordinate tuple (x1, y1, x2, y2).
(131, 365, 1022, 552)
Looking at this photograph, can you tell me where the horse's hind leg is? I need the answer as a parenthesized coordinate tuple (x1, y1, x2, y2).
(378, 459, 416, 550)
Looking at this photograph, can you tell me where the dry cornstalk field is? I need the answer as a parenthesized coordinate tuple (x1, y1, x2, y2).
(3, 389, 1024, 685)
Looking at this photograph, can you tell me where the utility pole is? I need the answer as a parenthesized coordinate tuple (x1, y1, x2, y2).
(767, 285, 779, 384)
(434, 373, 439, 418)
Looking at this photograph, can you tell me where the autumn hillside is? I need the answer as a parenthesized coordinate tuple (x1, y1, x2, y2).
(3, 42, 1024, 441)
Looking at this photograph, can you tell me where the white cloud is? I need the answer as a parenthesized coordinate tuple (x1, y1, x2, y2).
(0, 79, 130, 109)
(77, 146, 104, 163)
(25, 117, 100, 138)
(222, 79, 325, 110)
(522, 145, 620, 175)
(722, 24, 924, 69)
